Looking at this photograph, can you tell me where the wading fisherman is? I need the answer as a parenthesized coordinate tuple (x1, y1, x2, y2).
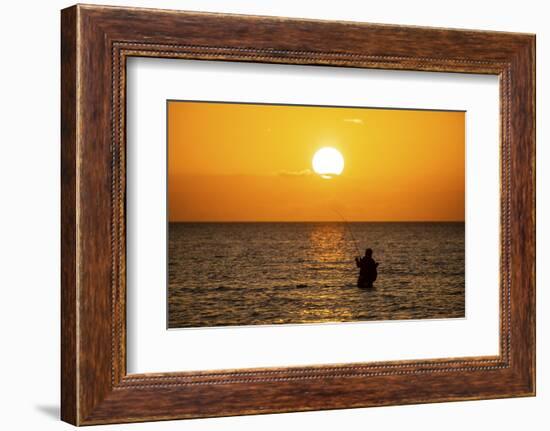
(355, 248, 379, 289)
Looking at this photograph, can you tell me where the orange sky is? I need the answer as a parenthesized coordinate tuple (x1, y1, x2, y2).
(168, 101, 465, 222)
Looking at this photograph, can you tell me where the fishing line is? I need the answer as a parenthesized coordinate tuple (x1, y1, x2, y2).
(332, 208, 362, 257)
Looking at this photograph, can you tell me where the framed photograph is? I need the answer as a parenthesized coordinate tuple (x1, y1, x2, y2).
(61, 4, 535, 425)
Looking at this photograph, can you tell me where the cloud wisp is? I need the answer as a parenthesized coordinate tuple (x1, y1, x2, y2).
(278, 169, 313, 177)
(343, 118, 364, 125)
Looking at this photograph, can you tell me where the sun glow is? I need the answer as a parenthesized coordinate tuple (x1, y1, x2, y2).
(312, 147, 344, 179)
(169, 101, 465, 222)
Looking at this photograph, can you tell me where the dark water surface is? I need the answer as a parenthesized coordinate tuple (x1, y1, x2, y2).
(168, 222, 465, 328)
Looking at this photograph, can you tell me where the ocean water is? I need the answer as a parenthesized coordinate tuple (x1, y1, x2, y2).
(168, 222, 465, 328)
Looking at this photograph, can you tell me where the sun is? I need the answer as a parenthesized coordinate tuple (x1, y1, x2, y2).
(312, 147, 344, 179)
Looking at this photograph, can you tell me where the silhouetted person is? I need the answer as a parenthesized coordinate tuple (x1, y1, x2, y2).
(355, 248, 379, 289)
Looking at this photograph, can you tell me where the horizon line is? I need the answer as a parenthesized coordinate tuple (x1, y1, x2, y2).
(168, 220, 466, 223)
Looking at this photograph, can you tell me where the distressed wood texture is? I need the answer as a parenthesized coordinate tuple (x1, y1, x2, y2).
(61, 4, 535, 425)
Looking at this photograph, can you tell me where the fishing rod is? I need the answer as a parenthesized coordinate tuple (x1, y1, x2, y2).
(332, 208, 362, 257)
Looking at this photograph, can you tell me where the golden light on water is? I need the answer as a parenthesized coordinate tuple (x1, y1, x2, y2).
(312, 147, 344, 179)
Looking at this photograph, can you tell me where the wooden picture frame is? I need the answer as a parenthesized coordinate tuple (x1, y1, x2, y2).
(61, 4, 535, 425)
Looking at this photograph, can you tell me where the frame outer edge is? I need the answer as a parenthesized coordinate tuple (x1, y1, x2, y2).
(526, 35, 536, 395)
(525, 35, 537, 396)
(503, 35, 536, 395)
(61, 5, 79, 426)
(531, 34, 536, 396)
